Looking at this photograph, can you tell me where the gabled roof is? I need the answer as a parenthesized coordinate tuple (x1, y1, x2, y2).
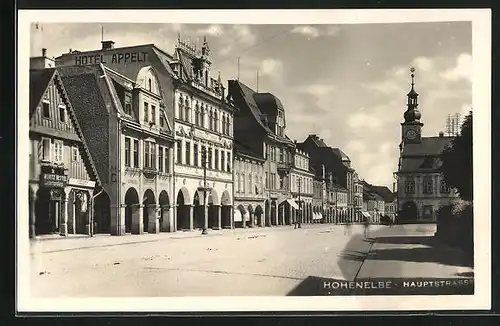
(229, 80, 293, 144)
(331, 147, 351, 162)
(369, 185, 396, 202)
(306, 134, 329, 147)
(30, 67, 102, 186)
(234, 139, 265, 162)
(253, 92, 285, 117)
(402, 136, 453, 157)
(30, 68, 57, 117)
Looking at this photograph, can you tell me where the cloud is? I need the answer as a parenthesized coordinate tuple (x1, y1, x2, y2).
(232, 25, 257, 46)
(412, 56, 435, 72)
(440, 53, 472, 82)
(196, 24, 224, 36)
(298, 84, 336, 97)
(346, 110, 384, 129)
(260, 58, 283, 76)
(291, 25, 341, 39)
(345, 139, 367, 153)
(291, 26, 321, 38)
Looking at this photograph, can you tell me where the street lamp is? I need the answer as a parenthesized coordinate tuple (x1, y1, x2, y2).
(198, 146, 212, 235)
(296, 178, 302, 228)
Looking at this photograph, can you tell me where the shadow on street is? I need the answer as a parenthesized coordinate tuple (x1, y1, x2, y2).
(367, 236, 474, 268)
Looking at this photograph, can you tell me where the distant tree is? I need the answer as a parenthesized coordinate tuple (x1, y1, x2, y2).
(440, 110, 473, 201)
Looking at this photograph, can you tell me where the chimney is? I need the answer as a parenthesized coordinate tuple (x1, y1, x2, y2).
(42, 48, 47, 57)
(439, 131, 444, 138)
(101, 40, 115, 50)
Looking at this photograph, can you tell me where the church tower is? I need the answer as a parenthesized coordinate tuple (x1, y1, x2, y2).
(400, 67, 424, 147)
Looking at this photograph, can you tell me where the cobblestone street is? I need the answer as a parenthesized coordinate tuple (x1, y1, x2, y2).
(30, 223, 473, 297)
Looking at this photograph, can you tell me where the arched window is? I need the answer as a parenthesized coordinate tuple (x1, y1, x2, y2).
(148, 78, 152, 91)
(200, 105, 205, 128)
(178, 95, 184, 120)
(249, 174, 252, 194)
(184, 98, 190, 123)
(236, 173, 240, 193)
(226, 117, 231, 135)
(222, 116, 227, 135)
(195, 104, 200, 126)
(214, 111, 219, 132)
(209, 110, 214, 130)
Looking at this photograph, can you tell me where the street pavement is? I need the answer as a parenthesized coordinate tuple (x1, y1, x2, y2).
(29, 223, 473, 297)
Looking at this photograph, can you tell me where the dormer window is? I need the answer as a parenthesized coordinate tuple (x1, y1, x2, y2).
(58, 104, 66, 122)
(124, 92, 132, 115)
(42, 99, 50, 118)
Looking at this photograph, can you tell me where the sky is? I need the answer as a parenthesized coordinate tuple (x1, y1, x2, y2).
(31, 21, 472, 188)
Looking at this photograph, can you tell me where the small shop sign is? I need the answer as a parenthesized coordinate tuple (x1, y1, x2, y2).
(41, 173, 68, 188)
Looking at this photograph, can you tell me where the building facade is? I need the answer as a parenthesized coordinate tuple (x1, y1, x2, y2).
(233, 140, 266, 227)
(56, 36, 236, 233)
(312, 178, 325, 223)
(170, 37, 235, 231)
(59, 63, 175, 236)
(353, 172, 363, 223)
(228, 80, 301, 227)
(395, 69, 459, 222)
(29, 60, 99, 239)
(290, 147, 314, 224)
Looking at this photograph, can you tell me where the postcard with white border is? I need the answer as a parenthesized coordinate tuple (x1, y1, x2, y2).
(17, 9, 491, 312)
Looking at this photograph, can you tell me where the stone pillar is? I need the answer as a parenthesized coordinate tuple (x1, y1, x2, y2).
(250, 211, 255, 228)
(188, 205, 194, 230)
(132, 204, 144, 234)
(173, 205, 178, 232)
(230, 206, 235, 229)
(288, 205, 293, 225)
(60, 191, 68, 236)
(148, 204, 160, 234)
(204, 202, 209, 230)
(168, 206, 174, 232)
(119, 204, 126, 234)
(29, 184, 39, 238)
(215, 205, 221, 230)
(110, 203, 123, 236)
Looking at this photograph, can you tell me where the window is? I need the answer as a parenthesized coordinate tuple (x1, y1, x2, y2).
(158, 146, 164, 172)
(151, 143, 156, 169)
(222, 116, 226, 135)
(184, 99, 190, 122)
(249, 174, 252, 194)
(144, 142, 150, 168)
(125, 138, 131, 167)
(54, 140, 64, 163)
(255, 175, 259, 194)
(195, 105, 200, 126)
(144, 102, 149, 123)
(265, 172, 269, 188)
(178, 97, 184, 120)
(242, 174, 246, 193)
(200, 106, 205, 127)
(164, 147, 170, 173)
(214, 112, 219, 132)
(133, 140, 139, 167)
(185, 142, 191, 165)
(423, 177, 433, 194)
(209, 111, 214, 130)
(226, 152, 231, 171)
(40, 138, 52, 162)
(191, 143, 197, 166)
(215, 149, 219, 170)
(71, 146, 80, 162)
(279, 148, 283, 163)
(42, 100, 50, 118)
(148, 78, 152, 91)
(176, 140, 182, 164)
(236, 173, 240, 193)
(440, 180, 450, 194)
(124, 93, 132, 115)
(208, 147, 213, 169)
(151, 106, 156, 125)
(221, 150, 225, 172)
(226, 118, 231, 135)
(405, 180, 415, 194)
(59, 105, 66, 122)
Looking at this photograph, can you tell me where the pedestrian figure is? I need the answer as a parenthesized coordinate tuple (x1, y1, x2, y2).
(363, 217, 370, 237)
(344, 219, 352, 236)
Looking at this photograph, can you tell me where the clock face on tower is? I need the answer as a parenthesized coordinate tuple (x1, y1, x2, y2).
(406, 129, 417, 140)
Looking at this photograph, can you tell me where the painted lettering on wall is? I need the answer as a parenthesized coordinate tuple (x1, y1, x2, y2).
(74, 52, 149, 65)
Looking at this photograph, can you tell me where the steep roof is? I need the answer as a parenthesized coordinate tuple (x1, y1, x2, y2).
(402, 136, 453, 157)
(58, 64, 115, 184)
(234, 139, 265, 162)
(30, 68, 57, 117)
(30, 67, 102, 186)
(330, 184, 348, 192)
(229, 80, 293, 144)
(253, 92, 285, 117)
(370, 185, 395, 202)
(331, 147, 351, 162)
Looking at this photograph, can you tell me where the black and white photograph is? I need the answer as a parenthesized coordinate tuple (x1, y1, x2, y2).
(17, 9, 491, 312)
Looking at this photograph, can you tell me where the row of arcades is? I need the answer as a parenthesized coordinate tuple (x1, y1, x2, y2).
(29, 183, 365, 238)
